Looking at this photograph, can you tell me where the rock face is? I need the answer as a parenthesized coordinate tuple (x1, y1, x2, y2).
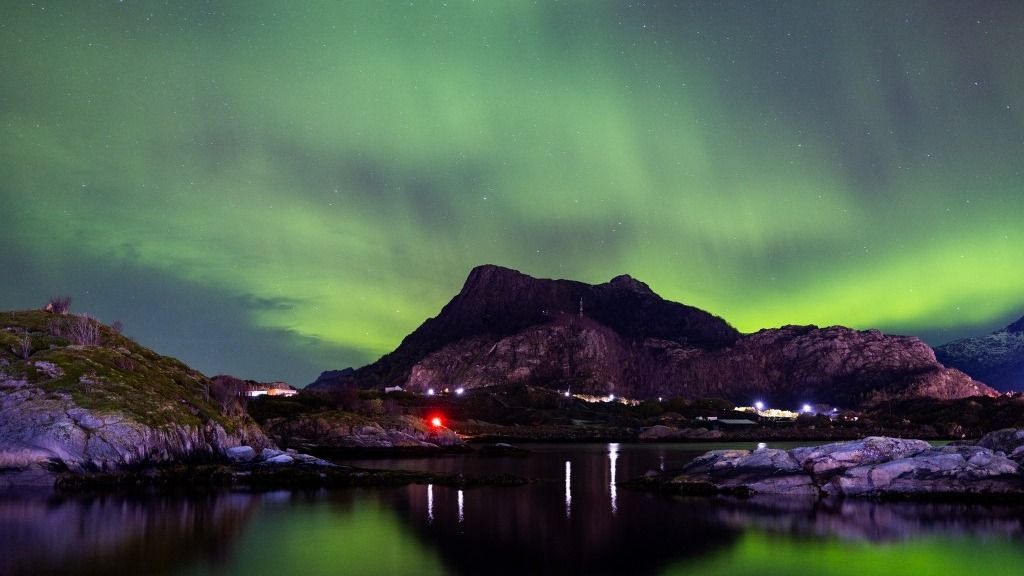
(653, 430, 1024, 499)
(935, 315, 1024, 392)
(316, 265, 995, 406)
(0, 311, 271, 486)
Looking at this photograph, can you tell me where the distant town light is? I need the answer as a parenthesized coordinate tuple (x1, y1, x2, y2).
(754, 401, 765, 411)
(608, 394, 615, 402)
(455, 387, 465, 396)
(801, 404, 813, 413)
(430, 416, 443, 428)
(426, 388, 435, 396)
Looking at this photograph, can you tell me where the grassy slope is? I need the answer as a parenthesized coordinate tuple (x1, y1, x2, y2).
(0, 310, 234, 430)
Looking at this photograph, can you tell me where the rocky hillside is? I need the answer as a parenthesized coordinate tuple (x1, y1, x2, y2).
(314, 265, 995, 407)
(0, 310, 269, 486)
(934, 315, 1024, 392)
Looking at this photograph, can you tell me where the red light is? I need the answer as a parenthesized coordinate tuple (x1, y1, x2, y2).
(430, 417, 443, 428)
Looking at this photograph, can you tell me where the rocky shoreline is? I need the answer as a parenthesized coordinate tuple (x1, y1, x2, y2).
(49, 445, 531, 493)
(626, 429, 1024, 501)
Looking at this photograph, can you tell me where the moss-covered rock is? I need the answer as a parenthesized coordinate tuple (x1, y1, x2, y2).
(1, 310, 270, 486)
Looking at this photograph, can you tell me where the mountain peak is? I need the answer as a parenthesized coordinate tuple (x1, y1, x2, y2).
(607, 274, 653, 294)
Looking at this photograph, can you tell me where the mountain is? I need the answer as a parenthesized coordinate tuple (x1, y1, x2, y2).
(934, 315, 1024, 392)
(311, 265, 995, 407)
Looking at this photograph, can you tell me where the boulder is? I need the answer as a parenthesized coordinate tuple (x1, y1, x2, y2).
(262, 454, 295, 465)
(225, 446, 257, 462)
(973, 428, 1024, 459)
(677, 448, 818, 495)
(790, 437, 931, 476)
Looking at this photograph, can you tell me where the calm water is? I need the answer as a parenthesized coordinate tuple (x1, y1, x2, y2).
(3, 442, 1024, 576)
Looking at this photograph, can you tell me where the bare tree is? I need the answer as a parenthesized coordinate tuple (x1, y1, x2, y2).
(48, 314, 103, 346)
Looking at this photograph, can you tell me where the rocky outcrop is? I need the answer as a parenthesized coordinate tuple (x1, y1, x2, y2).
(638, 425, 723, 441)
(638, 430, 1024, 500)
(319, 265, 996, 406)
(261, 414, 463, 450)
(0, 381, 271, 487)
(935, 315, 1024, 392)
(0, 311, 272, 487)
(824, 444, 1021, 498)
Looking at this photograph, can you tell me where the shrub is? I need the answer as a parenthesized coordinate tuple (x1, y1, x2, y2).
(48, 314, 103, 346)
(44, 296, 72, 315)
(363, 398, 385, 416)
(209, 375, 249, 417)
(328, 385, 361, 412)
(637, 399, 664, 418)
(114, 354, 136, 372)
(12, 331, 32, 360)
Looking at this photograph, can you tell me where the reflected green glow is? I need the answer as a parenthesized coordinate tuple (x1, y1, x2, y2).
(182, 496, 448, 576)
(1, 2, 1022, 380)
(666, 531, 1024, 576)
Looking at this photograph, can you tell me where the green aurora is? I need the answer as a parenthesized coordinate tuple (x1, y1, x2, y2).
(1, 1, 1022, 383)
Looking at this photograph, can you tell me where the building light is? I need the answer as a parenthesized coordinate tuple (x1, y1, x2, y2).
(455, 387, 465, 395)
(563, 390, 571, 397)
(426, 388, 435, 396)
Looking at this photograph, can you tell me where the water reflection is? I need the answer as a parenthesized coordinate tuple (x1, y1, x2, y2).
(564, 460, 572, 519)
(0, 492, 258, 576)
(608, 442, 619, 515)
(426, 483, 434, 524)
(457, 489, 464, 524)
(2, 444, 1024, 575)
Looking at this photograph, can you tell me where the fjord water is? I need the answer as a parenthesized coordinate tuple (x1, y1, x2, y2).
(3, 444, 1024, 576)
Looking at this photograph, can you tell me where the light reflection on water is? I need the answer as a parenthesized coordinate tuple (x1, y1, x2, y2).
(564, 459, 571, 519)
(2, 442, 1024, 576)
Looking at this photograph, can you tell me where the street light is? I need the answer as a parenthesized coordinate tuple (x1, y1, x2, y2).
(754, 401, 765, 411)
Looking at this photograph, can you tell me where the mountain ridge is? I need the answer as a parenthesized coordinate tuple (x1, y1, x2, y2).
(934, 314, 1024, 392)
(310, 265, 997, 406)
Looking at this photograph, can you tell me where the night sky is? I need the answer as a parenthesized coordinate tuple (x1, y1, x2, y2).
(1, 1, 1022, 385)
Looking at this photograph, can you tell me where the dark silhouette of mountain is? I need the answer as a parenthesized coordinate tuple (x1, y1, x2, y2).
(310, 265, 996, 406)
(934, 315, 1024, 392)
